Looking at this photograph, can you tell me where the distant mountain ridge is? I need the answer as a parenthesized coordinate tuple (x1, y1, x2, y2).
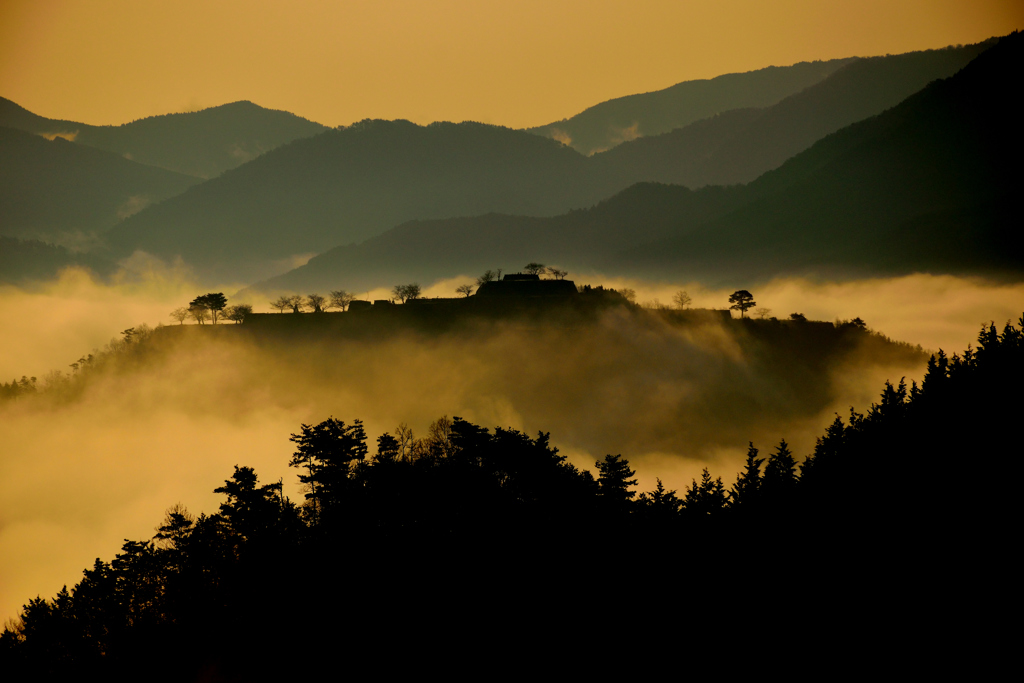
(242, 183, 741, 294)
(0, 236, 115, 285)
(616, 30, 1021, 282)
(591, 40, 993, 187)
(0, 125, 201, 240)
(247, 32, 1022, 293)
(527, 58, 857, 155)
(102, 119, 630, 282)
(0, 98, 328, 178)
(104, 39, 992, 284)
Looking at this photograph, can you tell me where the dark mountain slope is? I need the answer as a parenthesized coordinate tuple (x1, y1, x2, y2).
(0, 98, 327, 178)
(250, 32, 1022, 292)
(243, 183, 744, 293)
(104, 120, 634, 282)
(0, 236, 116, 285)
(0, 126, 201, 239)
(527, 58, 855, 155)
(591, 40, 993, 187)
(614, 31, 1023, 282)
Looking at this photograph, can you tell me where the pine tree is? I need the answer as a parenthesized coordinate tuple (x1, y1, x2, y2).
(596, 454, 637, 509)
(289, 417, 368, 524)
(638, 479, 684, 519)
(800, 416, 846, 484)
(762, 439, 797, 504)
(684, 468, 728, 516)
(729, 442, 764, 509)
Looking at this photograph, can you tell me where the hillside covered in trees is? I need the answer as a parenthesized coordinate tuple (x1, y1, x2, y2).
(2, 314, 1018, 676)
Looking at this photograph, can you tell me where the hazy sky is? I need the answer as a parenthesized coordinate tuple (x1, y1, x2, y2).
(2, 0, 1020, 128)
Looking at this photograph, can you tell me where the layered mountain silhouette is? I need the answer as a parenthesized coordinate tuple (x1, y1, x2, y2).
(591, 40, 993, 187)
(101, 120, 631, 281)
(0, 98, 327, 178)
(616, 31, 1022, 282)
(0, 125, 201, 239)
(102, 41, 991, 284)
(244, 183, 743, 294)
(249, 32, 1021, 293)
(527, 58, 856, 155)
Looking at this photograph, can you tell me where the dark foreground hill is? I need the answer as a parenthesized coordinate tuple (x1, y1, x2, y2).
(0, 98, 328, 179)
(527, 57, 856, 155)
(2, 310, 1017, 674)
(0, 126, 201, 240)
(255, 32, 1022, 292)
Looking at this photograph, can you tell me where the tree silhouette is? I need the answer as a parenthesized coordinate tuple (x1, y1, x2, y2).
(329, 290, 356, 311)
(392, 284, 421, 303)
(455, 284, 474, 297)
(374, 433, 401, 464)
(306, 294, 327, 313)
(637, 478, 683, 521)
(673, 291, 692, 309)
(213, 465, 286, 541)
(190, 293, 228, 324)
(188, 305, 210, 324)
(289, 417, 368, 524)
(224, 304, 252, 324)
(799, 415, 846, 486)
(270, 296, 291, 313)
(684, 468, 727, 515)
(476, 269, 500, 287)
(523, 262, 546, 276)
(169, 307, 189, 325)
(762, 439, 797, 503)
(728, 442, 764, 509)
(596, 454, 637, 507)
(728, 290, 755, 318)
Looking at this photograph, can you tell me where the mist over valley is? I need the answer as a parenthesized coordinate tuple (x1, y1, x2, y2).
(1, 12, 1021, 671)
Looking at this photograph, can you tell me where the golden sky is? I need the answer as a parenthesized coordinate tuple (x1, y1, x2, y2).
(1, 0, 1021, 128)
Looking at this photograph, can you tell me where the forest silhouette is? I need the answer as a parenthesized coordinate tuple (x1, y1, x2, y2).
(3, 312, 1019, 676)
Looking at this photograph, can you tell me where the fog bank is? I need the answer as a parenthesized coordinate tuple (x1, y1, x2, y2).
(1, 268, 1019, 622)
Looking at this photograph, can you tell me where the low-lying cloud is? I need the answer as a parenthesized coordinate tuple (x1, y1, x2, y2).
(1, 268, 1019, 623)
(590, 272, 1024, 354)
(39, 131, 78, 142)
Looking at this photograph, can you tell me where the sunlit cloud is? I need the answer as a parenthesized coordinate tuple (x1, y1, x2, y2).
(589, 272, 1024, 352)
(115, 194, 151, 220)
(1, 268, 1019, 623)
(39, 131, 78, 142)
(609, 121, 640, 145)
(548, 128, 572, 146)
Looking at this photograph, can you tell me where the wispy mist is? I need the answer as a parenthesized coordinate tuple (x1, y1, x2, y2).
(591, 272, 1024, 353)
(1, 268, 1018, 622)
